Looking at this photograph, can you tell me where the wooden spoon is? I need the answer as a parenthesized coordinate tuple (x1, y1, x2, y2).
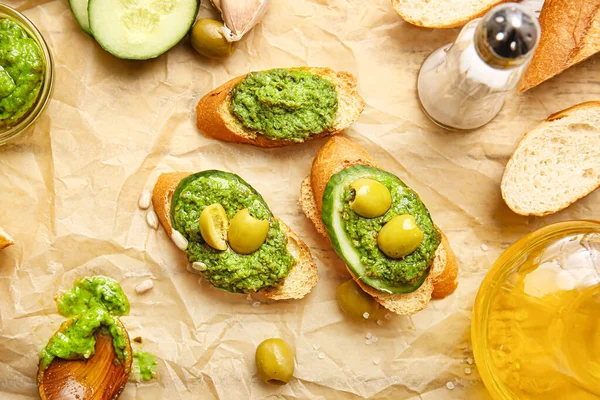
(37, 317, 132, 400)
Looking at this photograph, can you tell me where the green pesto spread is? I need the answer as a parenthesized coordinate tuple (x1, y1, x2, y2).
(171, 171, 296, 293)
(230, 69, 338, 142)
(39, 276, 130, 371)
(133, 352, 158, 381)
(0, 18, 44, 127)
(337, 167, 440, 287)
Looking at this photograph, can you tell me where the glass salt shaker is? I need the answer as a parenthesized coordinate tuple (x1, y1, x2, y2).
(417, 3, 540, 131)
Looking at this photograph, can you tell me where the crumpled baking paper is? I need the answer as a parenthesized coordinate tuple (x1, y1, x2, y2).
(2, 0, 599, 398)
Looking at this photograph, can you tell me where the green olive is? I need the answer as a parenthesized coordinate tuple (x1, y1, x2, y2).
(336, 279, 380, 321)
(350, 178, 392, 218)
(200, 204, 229, 251)
(255, 338, 295, 385)
(377, 214, 424, 259)
(190, 19, 236, 59)
(228, 209, 270, 254)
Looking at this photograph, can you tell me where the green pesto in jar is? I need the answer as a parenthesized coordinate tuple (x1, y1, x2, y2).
(39, 276, 130, 371)
(230, 69, 338, 142)
(0, 18, 44, 127)
(171, 171, 296, 293)
(133, 352, 158, 381)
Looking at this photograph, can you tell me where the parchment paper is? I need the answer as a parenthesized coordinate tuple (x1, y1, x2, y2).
(1, 0, 599, 398)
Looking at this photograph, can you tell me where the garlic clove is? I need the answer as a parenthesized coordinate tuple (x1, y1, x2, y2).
(220, 0, 269, 42)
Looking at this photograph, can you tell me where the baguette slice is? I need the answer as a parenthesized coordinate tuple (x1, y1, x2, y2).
(519, 0, 600, 93)
(152, 172, 318, 300)
(391, 0, 513, 29)
(196, 67, 365, 148)
(0, 226, 14, 250)
(299, 136, 458, 315)
(501, 101, 600, 216)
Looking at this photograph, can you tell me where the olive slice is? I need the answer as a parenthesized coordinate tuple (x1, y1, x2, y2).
(349, 178, 392, 218)
(377, 214, 424, 259)
(228, 209, 269, 255)
(199, 204, 229, 251)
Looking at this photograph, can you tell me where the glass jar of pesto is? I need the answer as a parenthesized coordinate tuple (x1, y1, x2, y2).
(0, 4, 53, 145)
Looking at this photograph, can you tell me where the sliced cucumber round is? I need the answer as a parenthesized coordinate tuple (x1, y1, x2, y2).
(322, 165, 439, 294)
(88, 0, 198, 60)
(69, 0, 91, 34)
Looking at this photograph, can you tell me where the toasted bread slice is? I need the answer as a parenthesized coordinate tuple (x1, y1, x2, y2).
(519, 0, 600, 92)
(152, 172, 318, 300)
(196, 67, 365, 148)
(299, 137, 458, 315)
(501, 101, 600, 216)
(391, 0, 514, 29)
(0, 226, 14, 250)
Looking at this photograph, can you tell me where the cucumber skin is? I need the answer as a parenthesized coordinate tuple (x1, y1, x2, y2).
(68, 0, 91, 35)
(87, 0, 199, 60)
(321, 165, 430, 295)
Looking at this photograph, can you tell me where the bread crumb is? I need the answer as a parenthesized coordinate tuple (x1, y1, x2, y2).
(133, 337, 143, 343)
(446, 382, 455, 390)
(135, 279, 153, 294)
(138, 190, 151, 210)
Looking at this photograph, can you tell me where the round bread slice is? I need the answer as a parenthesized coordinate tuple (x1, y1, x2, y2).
(391, 0, 514, 29)
(501, 101, 600, 216)
(152, 172, 318, 300)
(298, 136, 458, 315)
(196, 67, 365, 148)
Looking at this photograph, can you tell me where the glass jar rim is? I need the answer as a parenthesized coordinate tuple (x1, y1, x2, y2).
(471, 220, 600, 400)
(0, 4, 54, 146)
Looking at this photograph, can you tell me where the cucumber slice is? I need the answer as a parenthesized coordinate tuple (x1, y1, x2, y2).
(69, 0, 91, 34)
(88, 0, 198, 60)
(322, 165, 438, 294)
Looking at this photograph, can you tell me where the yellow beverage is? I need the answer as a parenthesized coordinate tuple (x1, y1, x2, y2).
(474, 222, 600, 400)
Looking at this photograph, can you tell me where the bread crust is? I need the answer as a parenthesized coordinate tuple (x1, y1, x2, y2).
(519, 0, 600, 93)
(152, 172, 318, 300)
(391, 0, 514, 29)
(299, 136, 459, 315)
(501, 101, 600, 216)
(196, 67, 364, 148)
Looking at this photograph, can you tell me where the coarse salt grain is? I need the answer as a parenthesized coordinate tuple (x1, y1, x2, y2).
(146, 211, 159, 230)
(246, 294, 252, 302)
(171, 230, 188, 251)
(318, 352, 325, 359)
(384, 313, 392, 320)
(366, 332, 372, 339)
(376, 319, 383, 326)
(252, 302, 261, 308)
(135, 279, 153, 294)
(138, 190, 151, 209)
(365, 339, 372, 345)
(313, 344, 320, 350)
(446, 382, 455, 390)
(372, 336, 379, 343)
(465, 367, 472, 375)
(481, 243, 489, 251)
(467, 357, 474, 365)
(373, 358, 380, 365)
(363, 312, 370, 319)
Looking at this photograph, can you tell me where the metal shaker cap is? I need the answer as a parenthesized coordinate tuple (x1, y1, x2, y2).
(475, 3, 540, 69)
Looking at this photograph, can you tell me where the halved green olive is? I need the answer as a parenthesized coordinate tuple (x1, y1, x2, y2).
(228, 209, 269, 254)
(255, 338, 295, 385)
(336, 279, 380, 321)
(190, 19, 236, 59)
(377, 214, 424, 259)
(350, 178, 392, 218)
(200, 204, 229, 251)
